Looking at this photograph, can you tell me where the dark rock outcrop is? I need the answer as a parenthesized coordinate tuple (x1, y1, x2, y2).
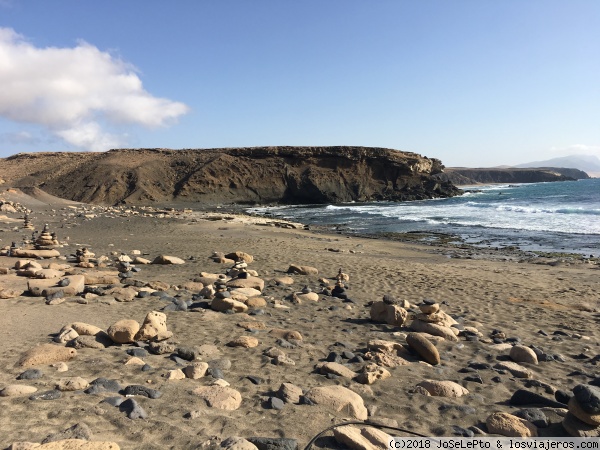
(437, 167, 588, 186)
(0, 147, 461, 205)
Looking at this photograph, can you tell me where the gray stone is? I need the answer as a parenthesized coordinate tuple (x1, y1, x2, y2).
(29, 389, 62, 401)
(122, 385, 162, 399)
(17, 369, 43, 380)
(85, 378, 121, 395)
(119, 398, 148, 419)
(514, 408, 549, 428)
(573, 384, 600, 414)
(126, 348, 149, 358)
(101, 396, 124, 407)
(247, 438, 298, 450)
(177, 346, 200, 361)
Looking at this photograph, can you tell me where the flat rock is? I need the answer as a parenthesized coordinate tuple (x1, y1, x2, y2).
(227, 336, 259, 348)
(568, 397, 600, 426)
(226, 276, 265, 292)
(416, 380, 469, 397)
(230, 288, 262, 297)
(17, 344, 77, 368)
(410, 320, 458, 341)
(494, 361, 532, 378)
(278, 383, 303, 404)
(0, 384, 38, 397)
(152, 255, 185, 265)
(303, 385, 367, 420)
(211, 297, 248, 313)
(562, 412, 600, 437)
(406, 333, 440, 365)
(193, 385, 242, 410)
(69, 322, 104, 336)
(486, 412, 537, 437)
(318, 362, 357, 379)
(286, 265, 318, 275)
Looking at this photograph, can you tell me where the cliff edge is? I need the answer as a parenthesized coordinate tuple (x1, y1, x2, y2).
(437, 167, 589, 185)
(0, 146, 461, 205)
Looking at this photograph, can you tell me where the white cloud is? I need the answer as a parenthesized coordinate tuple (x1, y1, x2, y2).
(0, 27, 189, 151)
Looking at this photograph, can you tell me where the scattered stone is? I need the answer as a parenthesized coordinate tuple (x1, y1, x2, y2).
(122, 385, 162, 399)
(17, 369, 43, 380)
(184, 362, 209, 379)
(107, 319, 140, 344)
(318, 362, 357, 379)
(29, 389, 62, 401)
(212, 297, 248, 313)
(135, 311, 168, 341)
(513, 408, 549, 428)
(193, 385, 242, 410)
(0, 385, 38, 397)
(270, 397, 285, 410)
(509, 390, 565, 408)
(568, 397, 600, 426)
(278, 383, 303, 404)
(355, 364, 391, 385)
(406, 333, 440, 365)
(85, 378, 122, 395)
(562, 412, 600, 437)
(69, 334, 112, 349)
(486, 412, 538, 437)
(69, 322, 104, 336)
(152, 255, 185, 265)
(246, 437, 298, 450)
(573, 384, 600, 414)
(303, 385, 368, 420)
(416, 380, 469, 397)
(286, 265, 318, 275)
(370, 301, 408, 327)
(510, 345, 539, 365)
(164, 369, 186, 380)
(119, 398, 148, 419)
(41, 423, 92, 444)
(56, 377, 89, 391)
(494, 361, 532, 378)
(227, 336, 259, 348)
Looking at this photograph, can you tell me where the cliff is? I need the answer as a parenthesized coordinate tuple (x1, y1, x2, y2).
(0, 146, 461, 205)
(436, 167, 589, 186)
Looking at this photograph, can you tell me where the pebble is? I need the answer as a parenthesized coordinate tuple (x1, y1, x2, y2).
(416, 380, 469, 397)
(209, 358, 232, 371)
(85, 378, 122, 395)
(513, 408, 549, 428)
(269, 397, 285, 410)
(247, 376, 264, 385)
(17, 369, 43, 380)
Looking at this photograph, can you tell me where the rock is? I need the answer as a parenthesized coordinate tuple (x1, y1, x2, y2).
(355, 364, 391, 385)
(410, 320, 458, 341)
(184, 362, 209, 379)
(416, 380, 469, 397)
(367, 340, 405, 353)
(333, 425, 392, 450)
(107, 319, 140, 344)
(227, 276, 265, 292)
(319, 362, 357, 379)
(510, 345, 539, 365)
(494, 361, 532, 378)
(406, 333, 440, 365)
(41, 423, 92, 444)
(13, 249, 60, 259)
(35, 269, 64, 279)
(486, 412, 537, 437)
(510, 389, 566, 408)
(270, 397, 285, 410)
(286, 265, 318, 276)
(246, 437, 298, 450)
(303, 385, 368, 420)
(85, 378, 122, 395)
(211, 297, 248, 313)
(133, 256, 151, 265)
(119, 398, 148, 419)
(56, 377, 89, 391)
(230, 288, 262, 298)
(164, 369, 186, 381)
(17, 344, 77, 367)
(220, 437, 259, 450)
(568, 397, 600, 426)
(513, 409, 549, 428)
(29, 389, 62, 401)
(152, 255, 185, 265)
(274, 354, 296, 366)
(121, 385, 162, 399)
(32, 440, 120, 449)
(296, 292, 319, 302)
(246, 297, 267, 308)
(573, 384, 600, 414)
(562, 412, 600, 437)
(124, 357, 145, 366)
(106, 287, 137, 302)
(193, 385, 242, 410)
(278, 383, 303, 404)
(227, 336, 259, 348)
(272, 276, 294, 285)
(52, 362, 68, 372)
(0, 385, 38, 397)
(419, 303, 440, 314)
(69, 322, 104, 336)
(370, 301, 408, 327)
(224, 251, 254, 263)
(17, 369, 43, 380)
(55, 328, 79, 344)
(134, 311, 168, 341)
(28, 275, 84, 296)
(269, 329, 303, 341)
(0, 288, 21, 299)
(69, 334, 112, 349)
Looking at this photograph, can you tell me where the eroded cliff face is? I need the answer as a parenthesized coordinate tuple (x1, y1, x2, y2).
(0, 146, 461, 205)
(437, 167, 588, 185)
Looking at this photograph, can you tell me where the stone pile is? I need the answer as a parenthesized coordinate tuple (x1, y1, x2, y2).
(35, 224, 59, 250)
(562, 384, 600, 437)
(410, 299, 459, 341)
(22, 213, 34, 230)
(369, 294, 410, 327)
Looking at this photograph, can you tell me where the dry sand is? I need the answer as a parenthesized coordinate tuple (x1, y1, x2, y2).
(0, 194, 599, 449)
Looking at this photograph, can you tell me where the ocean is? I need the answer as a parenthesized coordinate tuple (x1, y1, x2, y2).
(248, 178, 600, 257)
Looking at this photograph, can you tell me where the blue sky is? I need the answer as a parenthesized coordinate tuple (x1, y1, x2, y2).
(0, 0, 598, 166)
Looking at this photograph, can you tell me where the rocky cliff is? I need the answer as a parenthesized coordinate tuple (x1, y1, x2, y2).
(437, 167, 589, 185)
(0, 146, 461, 205)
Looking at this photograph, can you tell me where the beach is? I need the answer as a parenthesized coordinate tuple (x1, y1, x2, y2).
(0, 195, 599, 448)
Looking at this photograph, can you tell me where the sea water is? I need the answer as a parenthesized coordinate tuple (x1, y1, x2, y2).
(249, 178, 600, 256)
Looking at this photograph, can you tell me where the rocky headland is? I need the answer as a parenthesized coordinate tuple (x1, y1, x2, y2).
(437, 167, 590, 186)
(0, 147, 461, 206)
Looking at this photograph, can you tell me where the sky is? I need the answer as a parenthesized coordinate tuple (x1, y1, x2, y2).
(0, 1, 598, 167)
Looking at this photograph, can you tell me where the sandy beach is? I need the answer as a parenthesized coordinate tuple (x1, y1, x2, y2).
(0, 194, 599, 449)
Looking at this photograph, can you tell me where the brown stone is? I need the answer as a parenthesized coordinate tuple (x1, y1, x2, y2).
(486, 412, 538, 437)
(406, 333, 440, 365)
(107, 319, 140, 344)
(17, 344, 77, 367)
(304, 385, 368, 420)
(192, 385, 242, 410)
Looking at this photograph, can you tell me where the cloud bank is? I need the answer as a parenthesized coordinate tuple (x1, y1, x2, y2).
(0, 27, 189, 151)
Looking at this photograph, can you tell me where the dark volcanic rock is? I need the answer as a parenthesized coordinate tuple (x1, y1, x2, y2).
(0, 147, 460, 205)
(509, 389, 565, 408)
(573, 384, 600, 414)
(122, 385, 162, 399)
(247, 437, 298, 450)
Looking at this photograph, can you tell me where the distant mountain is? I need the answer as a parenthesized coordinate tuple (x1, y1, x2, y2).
(515, 154, 600, 176)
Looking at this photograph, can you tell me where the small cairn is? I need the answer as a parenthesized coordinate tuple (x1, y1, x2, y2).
(331, 268, 349, 300)
(34, 224, 59, 250)
(22, 214, 34, 230)
(410, 299, 459, 341)
(76, 247, 95, 262)
(562, 384, 600, 437)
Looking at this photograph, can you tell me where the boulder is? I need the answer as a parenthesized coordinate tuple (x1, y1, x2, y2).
(211, 297, 248, 313)
(486, 412, 538, 437)
(304, 385, 368, 420)
(510, 345, 539, 365)
(0, 385, 37, 397)
(226, 276, 265, 292)
(355, 364, 391, 385)
(416, 380, 469, 397)
(410, 319, 458, 341)
(193, 385, 242, 410)
(135, 311, 168, 341)
(69, 322, 104, 336)
(107, 320, 140, 344)
(369, 301, 408, 327)
(17, 344, 77, 367)
(286, 265, 318, 276)
(224, 252, 254, 263)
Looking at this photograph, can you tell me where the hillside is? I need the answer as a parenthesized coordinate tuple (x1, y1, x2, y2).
(436, 167, 589, 186)
(516, 154, 600, 176)
(0, 146, 461, 205)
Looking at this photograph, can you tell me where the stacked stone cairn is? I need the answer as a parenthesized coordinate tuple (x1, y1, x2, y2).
(22, 214, 34, 230)
(410, 299, 460, 341)
(34, 224, 59, 249)
(369, 294, 410, 327)
(562, 384, 600, 437)
(331, 268, 349, 300)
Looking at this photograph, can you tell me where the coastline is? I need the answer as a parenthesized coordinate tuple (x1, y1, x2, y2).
(0, 200, 599, 447)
